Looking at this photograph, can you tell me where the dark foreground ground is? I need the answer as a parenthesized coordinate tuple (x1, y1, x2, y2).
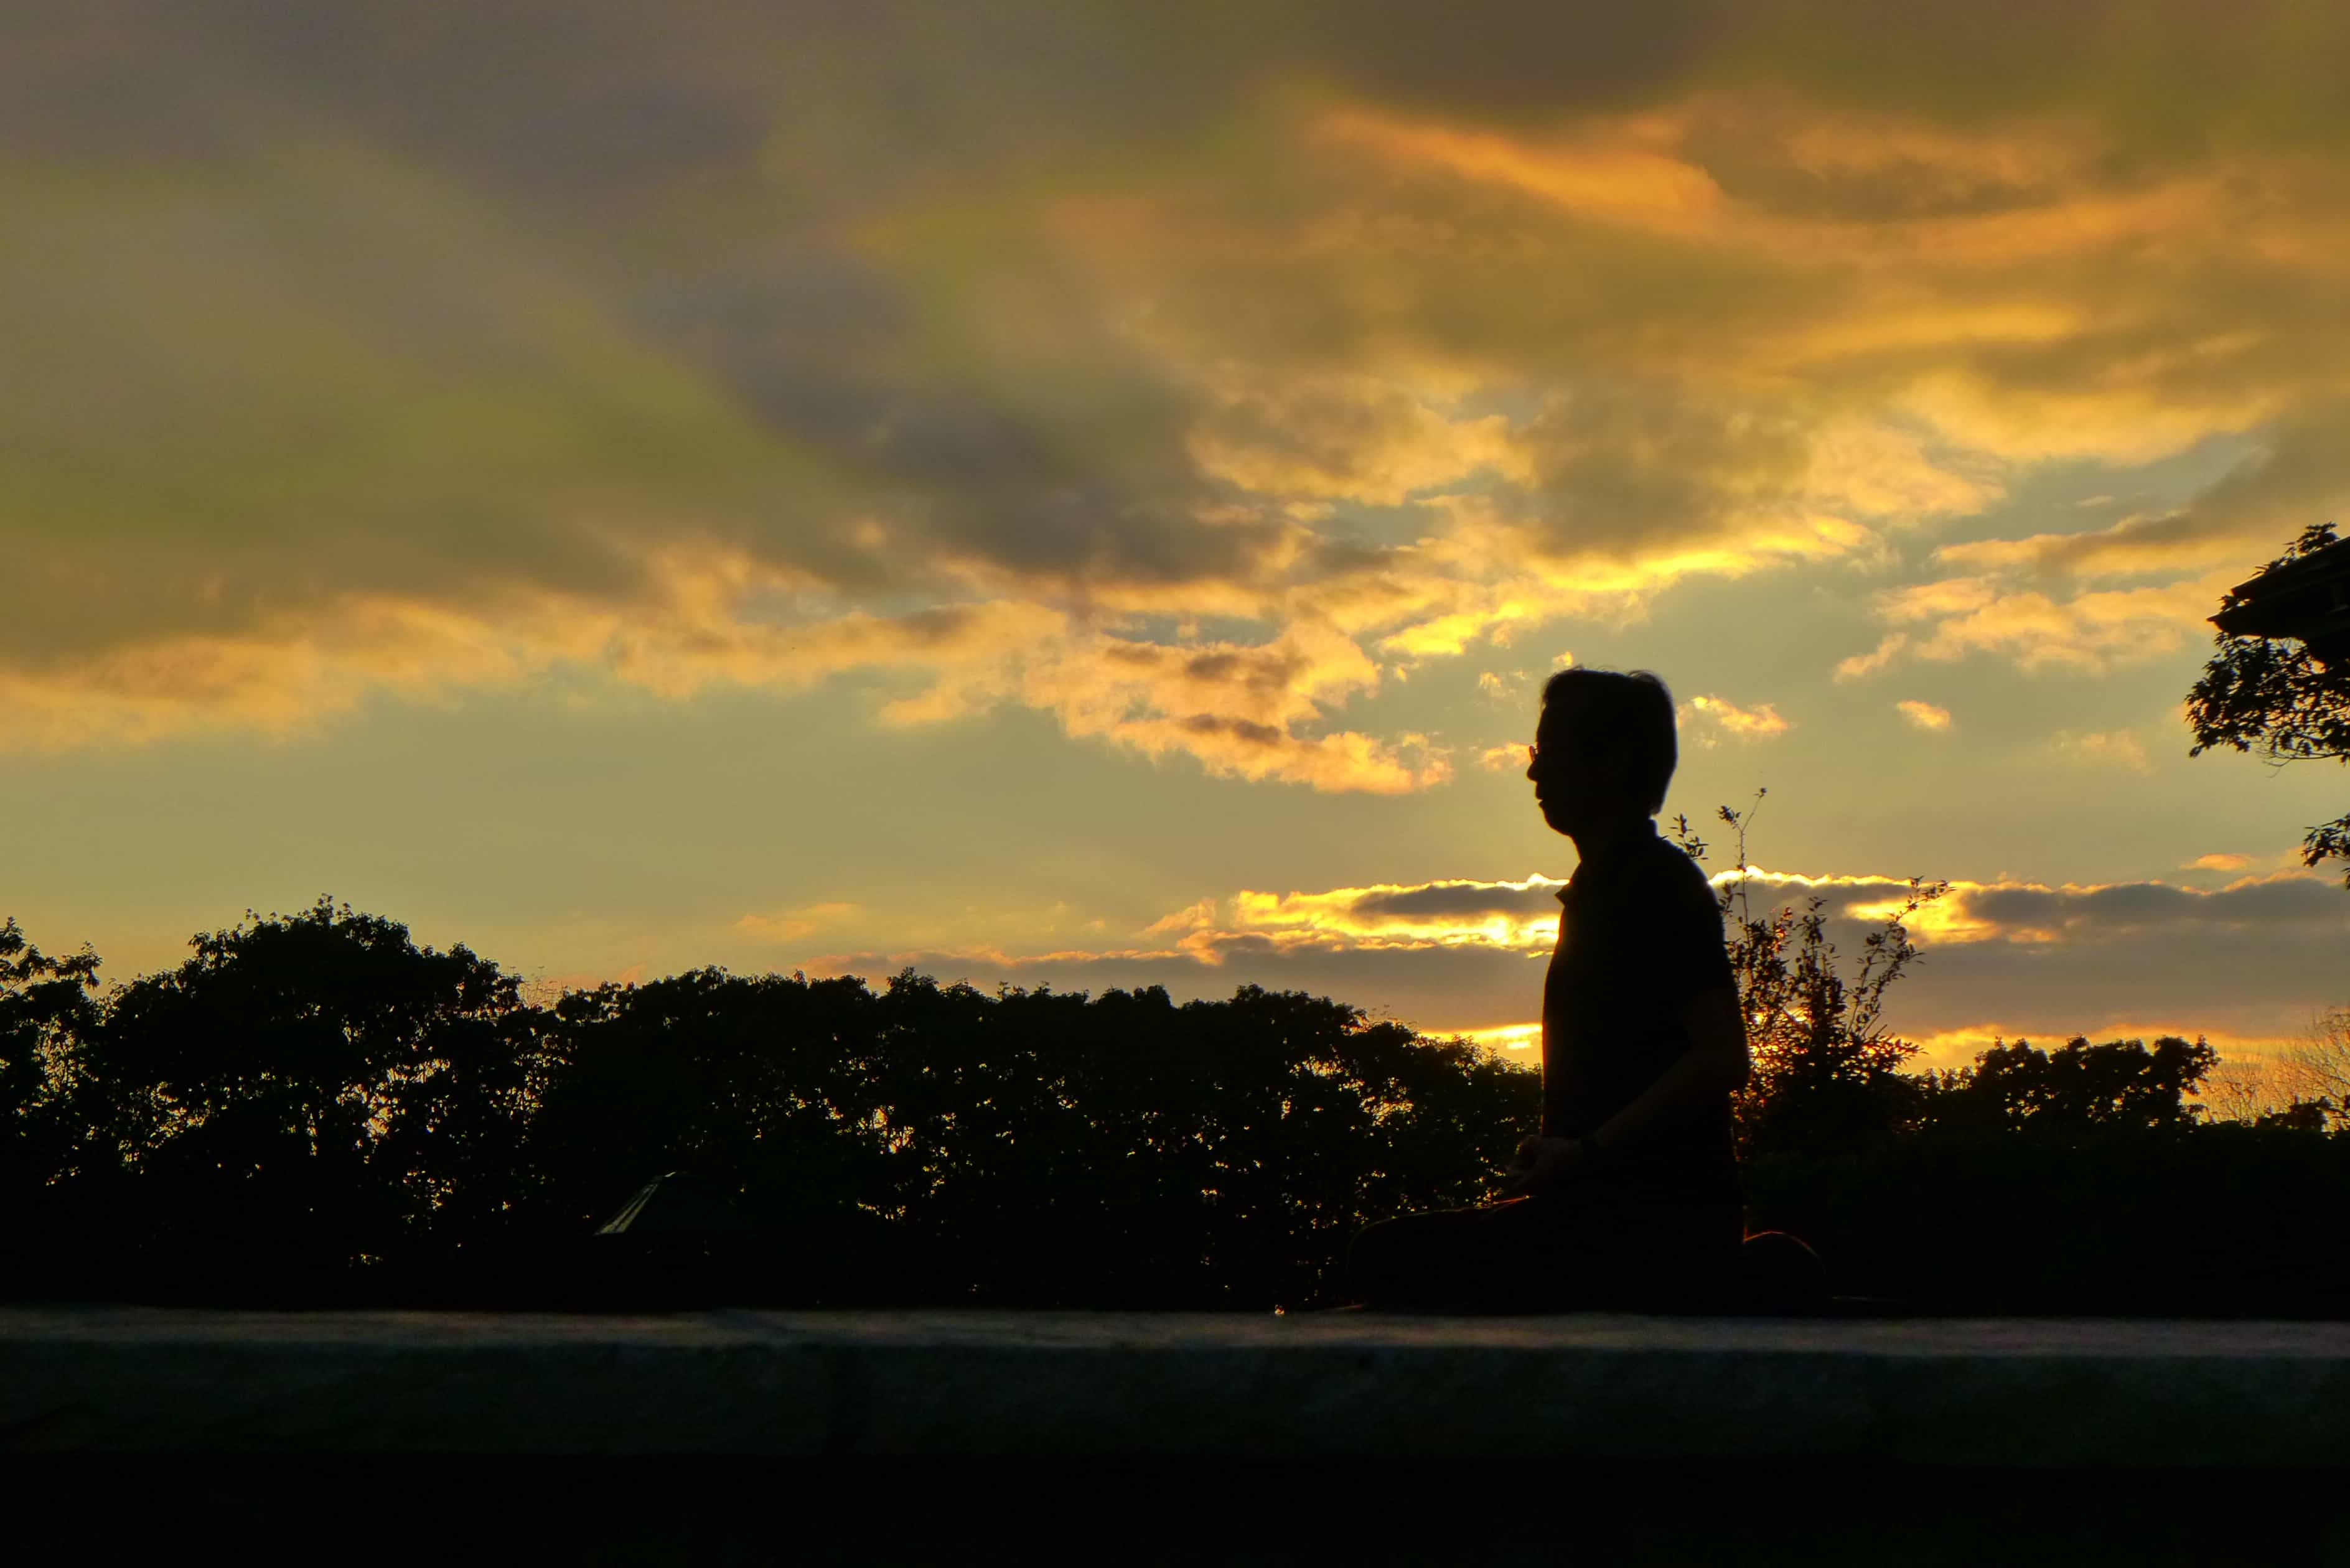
(7, 1307, 2348, 1565)
(12, 1455, 2345, 1566)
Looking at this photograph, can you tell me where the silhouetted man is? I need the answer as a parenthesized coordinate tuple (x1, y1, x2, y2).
(1346, 667, 1749, 1310)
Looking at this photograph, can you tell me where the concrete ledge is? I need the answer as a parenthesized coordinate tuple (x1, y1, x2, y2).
(6, 1306, 2349, 1464)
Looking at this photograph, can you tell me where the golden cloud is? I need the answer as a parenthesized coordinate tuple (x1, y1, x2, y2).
(735, 903, 864, 943)
(1833, 633, 1908, 683)
(2184, 852, 2254, 872)
(2051, 729, 2156, 775)
(1185, 371, 1533, 505)
(1453, 1021, 1542, 1053)
(1680, 694, 1791, 745)
(1895, 699, 1952, 731)
(16, 4, 2350, 791)
(1934, 512, 2253, 580)
(1863, 572, 2228, 673)
(1223, 877, 1566, 952)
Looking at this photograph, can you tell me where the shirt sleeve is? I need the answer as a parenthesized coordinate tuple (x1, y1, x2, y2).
(1657, 854, 1736, 999)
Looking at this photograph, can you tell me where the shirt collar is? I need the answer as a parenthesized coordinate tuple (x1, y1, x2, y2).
(1558, 818, 1659, 899)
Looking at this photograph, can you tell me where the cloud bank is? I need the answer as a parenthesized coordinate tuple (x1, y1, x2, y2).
(805, 862, 2350, 1059)
(14, 1, 2350, 793)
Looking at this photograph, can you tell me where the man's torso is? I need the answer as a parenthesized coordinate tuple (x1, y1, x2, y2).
(1542, 824, 1740, 1206)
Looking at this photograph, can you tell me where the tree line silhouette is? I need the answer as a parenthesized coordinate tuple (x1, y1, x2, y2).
(3, 854, 2345, 1313)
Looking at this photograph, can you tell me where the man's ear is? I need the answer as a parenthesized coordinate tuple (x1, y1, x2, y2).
(1600, 747, 1642, 806)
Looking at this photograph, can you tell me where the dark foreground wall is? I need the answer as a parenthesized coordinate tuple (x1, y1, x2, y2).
(13, 1454, 2343, 1566)
(7, 1308, 2349, 1564)
(14, 1307, 2350, 1462)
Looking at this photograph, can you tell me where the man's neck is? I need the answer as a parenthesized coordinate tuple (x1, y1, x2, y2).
(1567, 813, 1652, 868)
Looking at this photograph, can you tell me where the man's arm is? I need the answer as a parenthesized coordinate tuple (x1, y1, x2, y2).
(1589, 984, 1748, 1153)
(1504, 987, 1746, 1194)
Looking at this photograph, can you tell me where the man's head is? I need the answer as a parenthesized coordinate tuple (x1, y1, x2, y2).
(1526, 668, 1677, 836)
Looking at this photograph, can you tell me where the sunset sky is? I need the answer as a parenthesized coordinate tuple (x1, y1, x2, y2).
(8, 1, 2348, 1069)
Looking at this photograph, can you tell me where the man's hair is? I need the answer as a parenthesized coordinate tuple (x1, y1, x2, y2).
(1538, 667, 1677, 814)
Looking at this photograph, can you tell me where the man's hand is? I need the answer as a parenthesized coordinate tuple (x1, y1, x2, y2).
(1498, 1134, 1589, 1197)
(1499, 1133, 1542, 1190)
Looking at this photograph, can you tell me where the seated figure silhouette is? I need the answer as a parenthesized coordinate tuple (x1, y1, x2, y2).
(1347, 667, 1800, 1312)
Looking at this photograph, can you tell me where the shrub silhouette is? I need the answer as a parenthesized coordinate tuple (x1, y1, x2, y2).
(1673, 795, 1945, 1164)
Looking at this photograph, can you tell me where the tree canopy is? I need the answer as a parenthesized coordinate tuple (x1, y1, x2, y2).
(2, 880, 2341, 1312)
(2188, 522, 2350, 887)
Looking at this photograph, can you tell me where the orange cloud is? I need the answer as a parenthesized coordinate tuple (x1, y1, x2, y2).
(1834, 633, 1908, 683)
(1222, 877, 1566, 952)
(736, 902, 864, 943)
(1680, 694, 1791, 744)
(1452, 1022, 1542, 1053)
(1934, 514, 2245, 579)
(1185, 370, 1534, 504)
(1141, 898, 1219, 936)
(1869, 573, 2226, 673)
(2051, 729, 2155, 775)
(1313, 106, 1731, 243)
(1896, 699, 1952, 731)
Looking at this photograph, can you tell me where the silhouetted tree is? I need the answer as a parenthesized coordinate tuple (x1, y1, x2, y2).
(0, 918, 101, 1205)
(530, 966, 892, 1233)
(2270, 1005, 2350, 1131)
(523, 965, 1533, 1306)
(73, 898, 543, 1286)
(1921, 1035, 2220, 1137)
(2188, 522, 2350, 887)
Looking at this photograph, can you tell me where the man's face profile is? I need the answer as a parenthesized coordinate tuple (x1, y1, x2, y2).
(1526, 698, 1622, 838)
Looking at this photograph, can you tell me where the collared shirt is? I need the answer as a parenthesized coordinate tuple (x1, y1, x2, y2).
(1542, 820, 1741, 1206)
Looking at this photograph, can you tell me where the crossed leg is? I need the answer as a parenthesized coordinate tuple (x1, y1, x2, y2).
(1346, 1187, 1743, 1312)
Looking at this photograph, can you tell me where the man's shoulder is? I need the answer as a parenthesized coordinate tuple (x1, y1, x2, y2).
(1634, 829, 1717, 894)
(1620, 835, 1730, 946)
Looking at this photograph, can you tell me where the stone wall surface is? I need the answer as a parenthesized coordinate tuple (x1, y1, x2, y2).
(5, 1306, 2349, 1463)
